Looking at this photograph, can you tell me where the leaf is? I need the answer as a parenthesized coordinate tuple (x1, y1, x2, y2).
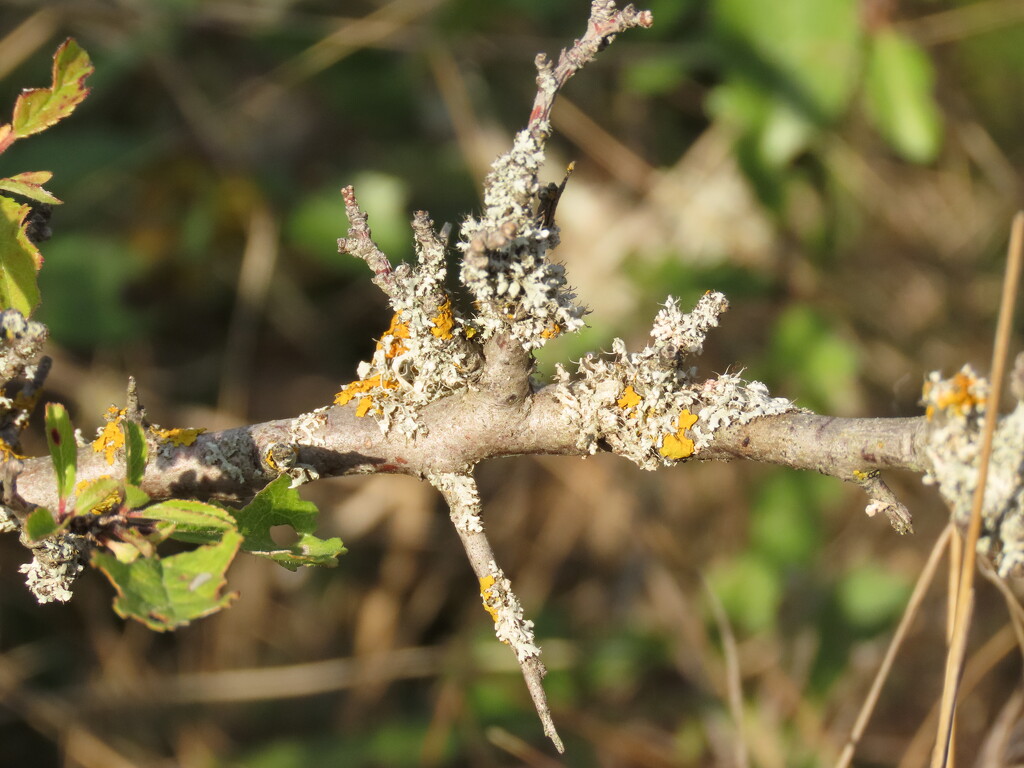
(143, 499, 237, 544)
(11, 38, 93, 139)
(25, 507, 58, 541)
(44, 403, 76, 505)
(124, 484, 151, 510)
(0, 172, 61, 205)
(74, 476, 122, 515)
(863, 28, 943, 164)
(92, 531, 242, 631)
(231, 475, 346, 570)
(122, 420, 148, 486)
(0, 195, 42, 315)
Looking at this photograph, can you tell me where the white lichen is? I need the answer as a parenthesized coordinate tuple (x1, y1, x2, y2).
(555, 293, 795, 469)
(429, 472, 484, 534)
(922, 365, 1024, 576)
(19, 534, 87, 604)
(481, 560, 541, 662)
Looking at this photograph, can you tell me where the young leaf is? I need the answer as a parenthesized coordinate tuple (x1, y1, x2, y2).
(45, 402, 77, 506)
(11, 38, 93, 140)
(863, 28, 943, 164)
(92, 531, 242, 632)
(142, 499, 237, 544)
(74, 476, 122, 515)
(124, 484, 151, 510)
(231, 475, 346, 570)
(0, 172, 61, 205)
(25, 507, 58, 541)
(0, 196, 42, 315)
(122, 420, 148, 486)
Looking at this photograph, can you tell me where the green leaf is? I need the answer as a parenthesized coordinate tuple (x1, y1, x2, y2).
(863, 28, 943, 164)
(92, 531, 242, 631)
(143, 499, 237, 544)
(25, 507, 58, 541)
(706, 553, 782, 634)
(0, 195, 42, 315)
(122, 420, 147, 486)
(44, 402, 76, 505)
(231, 475, 346, 570)
(74, 476, 122, 515)
(0, 172, 61, 205)
(124, 484, 151, 510)
(714, 0, 861, 123)
(11, 38, 94, 139)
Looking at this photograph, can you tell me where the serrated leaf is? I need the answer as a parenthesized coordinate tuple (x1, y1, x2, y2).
(0, 195, 42, 315)
(74, 476, 122, 515)
(122, 420, 147, 486)
(864, 28, 943, 164)
(92, 531, 242, 631)
(25, 507, 58, 540)
(44, 403, 76, 505)
(12, 38, 93, 140)
(231, 475, 346, 570)
(0, 172, 61, 205)
(143, 499, 237, 544)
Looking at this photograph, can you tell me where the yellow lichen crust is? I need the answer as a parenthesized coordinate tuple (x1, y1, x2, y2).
(479, 575, 501, 625)
(0, 438, 25, 462)
(429, 298, 455, 340)
(659, 409, 699, 460)
(375, 312, 410, 359)
(92, 407, 126, 465)
(334, 374, 399, 417)
(74, 476, 119, 513)
(540, 323, 562, 340)
(150, 426, 206, 447)
(922, 368, 986, 421)
(617, 385, 642, 414)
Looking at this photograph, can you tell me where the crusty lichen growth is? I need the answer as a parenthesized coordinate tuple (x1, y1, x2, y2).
(555, 292, 796, 469)
(429, 472, 484, 534)
(480, 560, 542, 663)
(459, 126, 586, 350)
(336, 209, 480, 437)
(19, 532, 87, 604)
(922, 365, 1024, 576)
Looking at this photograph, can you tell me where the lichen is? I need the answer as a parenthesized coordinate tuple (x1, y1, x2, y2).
(92, 406, 126, 465)
(480, 560, 541, 662)
(555, 293, 795, 469)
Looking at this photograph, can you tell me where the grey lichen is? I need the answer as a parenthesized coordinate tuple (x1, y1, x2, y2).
(19, 533, 87, 604)
(922, 365, 1024, 576)
(555, 293, 795, 469)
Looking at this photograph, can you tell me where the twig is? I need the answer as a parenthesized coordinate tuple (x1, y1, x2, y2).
(337, 185, 401, 299)
(835, 524, 953, 768)
(933, 212, 1024, 767)
(528, 1, 653, 130)
(429, 472, 564, 753)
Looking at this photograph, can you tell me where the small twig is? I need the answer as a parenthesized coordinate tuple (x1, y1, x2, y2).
(835, 524, 953, 768)
(857, 470, 914, 534)
(337, 185, 401, 299)
(528, 1, 653, 130)
(933, 212, 1024, 767)
(429, 472, 564, 753)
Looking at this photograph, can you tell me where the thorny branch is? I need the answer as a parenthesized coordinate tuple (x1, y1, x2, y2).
(4, 0, 1024, 752)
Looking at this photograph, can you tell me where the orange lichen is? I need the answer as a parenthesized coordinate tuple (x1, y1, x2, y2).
(924, 370, 984, 420)
(430, 298, 455, 340)
(617, 385, 642, 417)
(334, 375, 399, 415)
(479, 575, 500, 624)
(93, 407, 126, 465)
(375, 313, 410, 359)
(540, 323, 562, 340)
(659, 409, 699, 460)
(150, 426, 206, 447)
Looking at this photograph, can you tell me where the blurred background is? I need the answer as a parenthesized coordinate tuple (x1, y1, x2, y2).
(1, 0, 1023, 765)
